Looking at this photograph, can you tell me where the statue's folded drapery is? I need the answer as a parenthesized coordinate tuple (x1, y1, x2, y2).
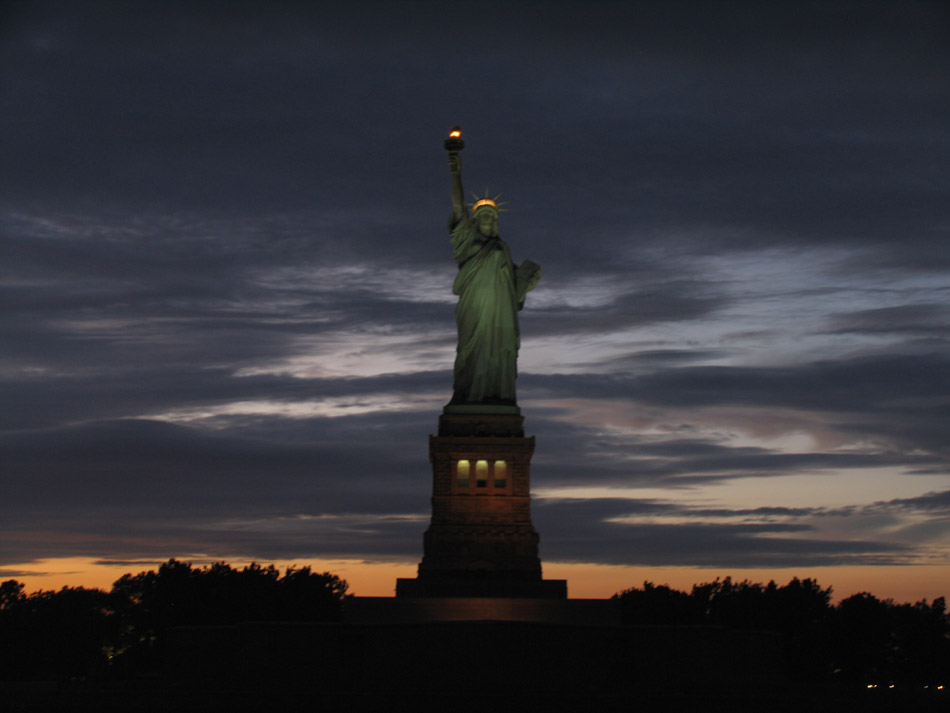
(449, 214, 539, 404)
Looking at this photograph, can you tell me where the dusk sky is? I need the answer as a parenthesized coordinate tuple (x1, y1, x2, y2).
(2, 0, 948, 602)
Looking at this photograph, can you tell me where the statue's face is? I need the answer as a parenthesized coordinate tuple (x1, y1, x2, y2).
(474, 209, 497, 237)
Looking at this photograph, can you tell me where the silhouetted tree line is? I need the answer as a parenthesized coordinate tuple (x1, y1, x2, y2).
(614, 577, 949, 686)
(3, 566, 946, 690)
(0, 559, 348, 681)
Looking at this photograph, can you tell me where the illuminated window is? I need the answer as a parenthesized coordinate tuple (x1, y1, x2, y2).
(476, 460, 488, 488)
(456, 460, 470, 487)
(494, 460, 507, 488)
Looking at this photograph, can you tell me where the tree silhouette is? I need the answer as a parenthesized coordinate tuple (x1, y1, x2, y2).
(0, 560, 349, 680)
(889, 597, 949, 685)
(2, 565, 945, 692)
(108, 559, 349, 673)
(614, 580, 703, 625)
(831, 592, 950, 686)
(0, 582, 116, 680)
(613, 576, 949, 687)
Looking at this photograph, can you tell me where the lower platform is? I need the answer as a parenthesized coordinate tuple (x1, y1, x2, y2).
(347, 595, 617, 624)
(395, 576, 567, 599)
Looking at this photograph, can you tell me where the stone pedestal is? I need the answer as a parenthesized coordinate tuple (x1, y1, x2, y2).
(396, 412, 566, 598)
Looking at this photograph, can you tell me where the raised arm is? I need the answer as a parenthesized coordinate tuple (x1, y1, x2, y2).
(449, 152, 466, 223)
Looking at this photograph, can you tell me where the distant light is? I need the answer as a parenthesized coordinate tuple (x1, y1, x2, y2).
(449, 130, 461, 138)
(889, 684, 895, 689)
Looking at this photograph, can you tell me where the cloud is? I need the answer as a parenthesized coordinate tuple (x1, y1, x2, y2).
(0, 569, 61, 579)
(1, 1, 949, 582)
(535, 498, 911, 568)
(872, 490, 950, 514)
(523, 352, 950, 447)
(825, 304, 950, 337)
(534, 493, 942, 569)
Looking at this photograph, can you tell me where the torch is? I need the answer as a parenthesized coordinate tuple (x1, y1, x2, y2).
(444, 126, 465, 153)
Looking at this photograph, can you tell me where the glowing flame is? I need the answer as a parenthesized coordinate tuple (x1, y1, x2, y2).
(449, 130, 461, 138)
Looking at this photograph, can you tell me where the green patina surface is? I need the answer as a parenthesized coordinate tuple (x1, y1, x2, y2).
(445, 141, 539, 409)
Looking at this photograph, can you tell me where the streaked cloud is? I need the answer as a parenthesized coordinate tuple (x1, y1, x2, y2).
(1, 1, 948, 596)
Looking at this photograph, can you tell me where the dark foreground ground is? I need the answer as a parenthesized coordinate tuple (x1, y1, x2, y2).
(2, 678, 946, 713)
(4, 616, 946, 713)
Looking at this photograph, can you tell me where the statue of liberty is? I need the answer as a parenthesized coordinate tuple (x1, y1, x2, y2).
(444, 130, 540, 410)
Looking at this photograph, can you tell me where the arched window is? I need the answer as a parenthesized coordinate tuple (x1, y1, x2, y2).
(456, 459, 470, 487)
(494, 460, 507, 488)
(475, 460, 489, 488)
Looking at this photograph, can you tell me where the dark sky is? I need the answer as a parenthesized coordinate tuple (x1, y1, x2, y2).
(2, 0, 948, 595)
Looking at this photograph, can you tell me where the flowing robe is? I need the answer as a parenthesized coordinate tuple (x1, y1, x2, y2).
(449, 214, 538, 404)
